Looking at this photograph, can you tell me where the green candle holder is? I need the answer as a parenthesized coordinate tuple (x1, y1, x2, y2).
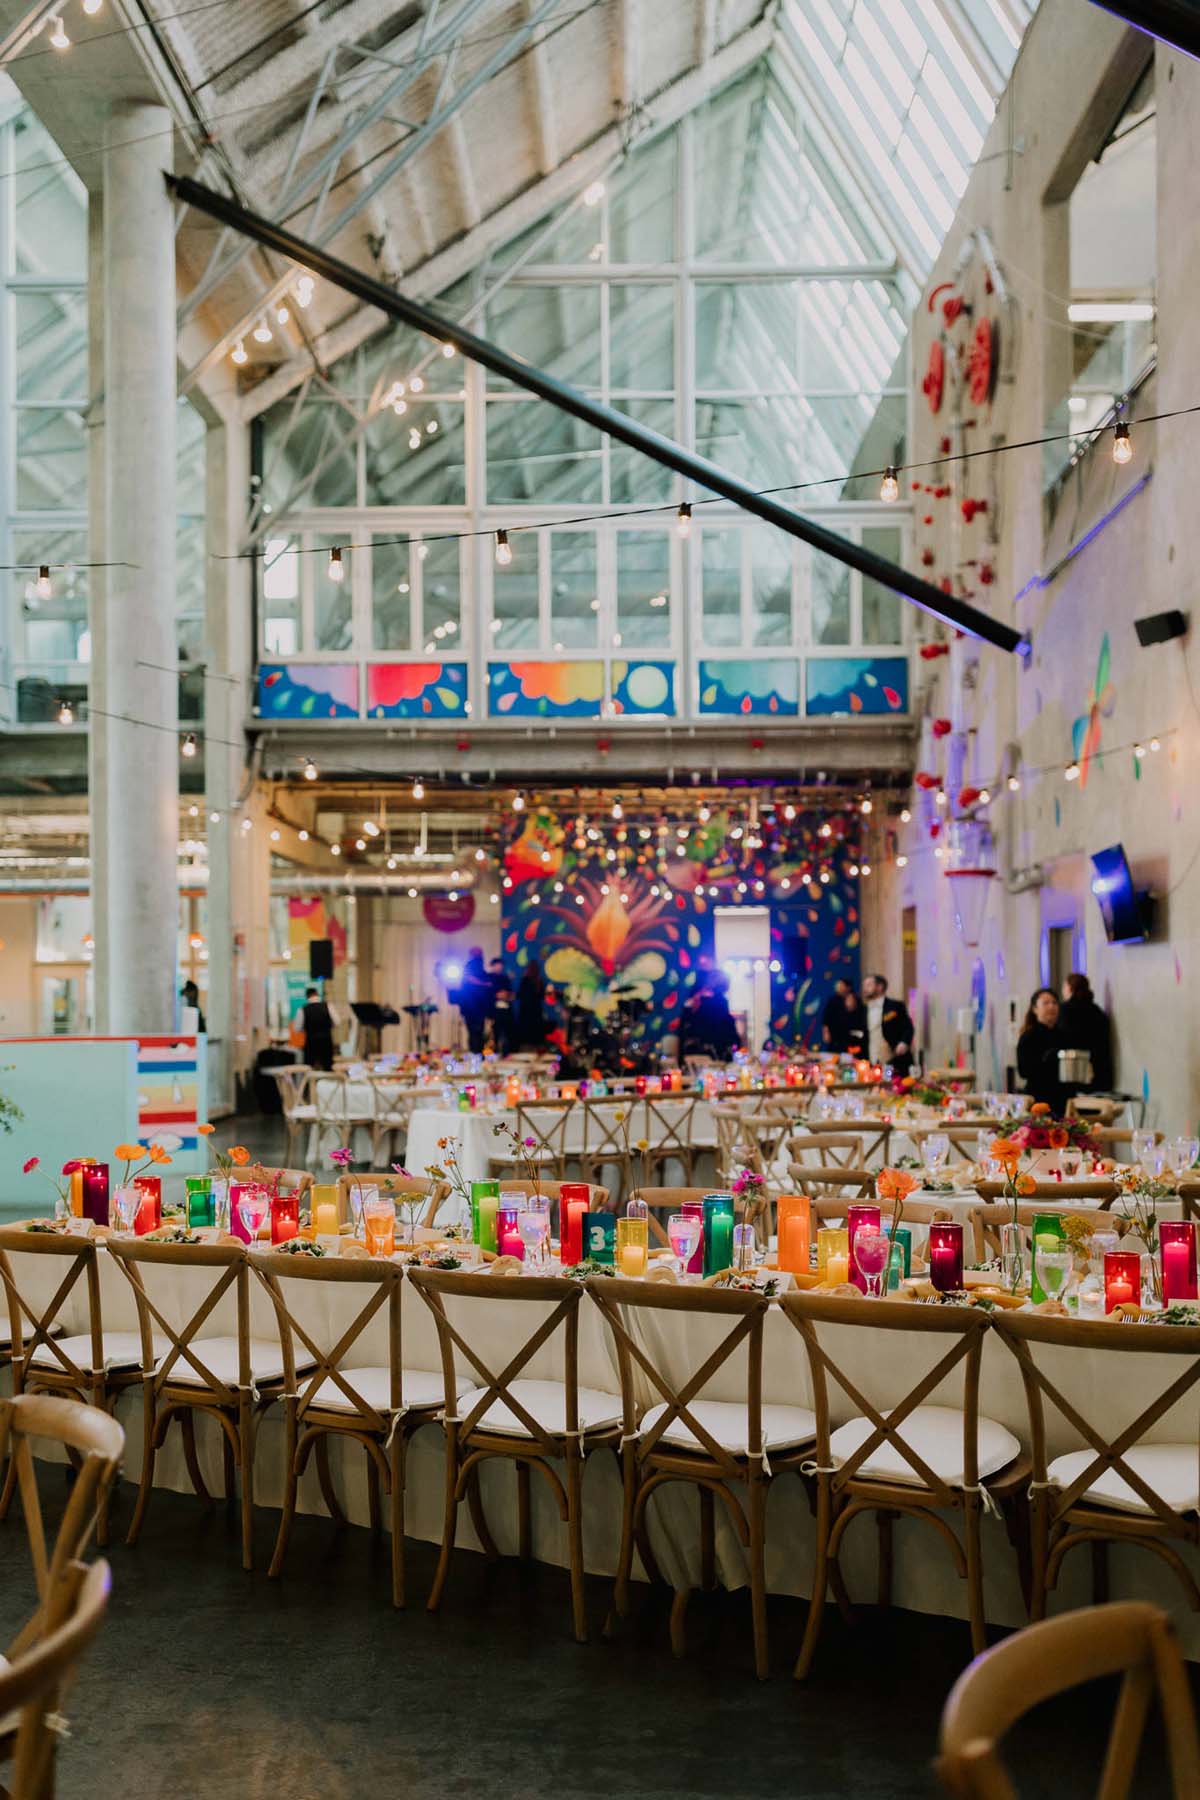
(702, 1194, 735, 1278)
(1030, 1212, 1066, 1304)
(887, 1225, 912, 1290)
(185, 1176, 214, 1230)
(469, 1180, 498, 1246)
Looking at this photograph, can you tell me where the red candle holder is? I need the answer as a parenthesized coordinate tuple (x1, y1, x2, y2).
(928, 1221, 964, 1292)
(1103, 1251, 1141, 1313)
(559, 1182, 590, 1265)
(270, 1194, 300, 1245)
(132, 1176, 162, 1236)
(847, 1203, 882, 1292)
(635, 1075, 648, 1096)
(1160, 1223, 1198, 1302)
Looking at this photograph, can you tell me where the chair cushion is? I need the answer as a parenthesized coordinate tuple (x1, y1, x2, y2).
(457, 1378, 621, 1437)
(1046, 1444, 1200, 1516)
(29, 1330, 167, 1374)
(305, 1365, 469, 1414)
(639, 1399, 816, 1456)
(164, 1336, 313, 1389)
(829, 1405, 1021, 1488)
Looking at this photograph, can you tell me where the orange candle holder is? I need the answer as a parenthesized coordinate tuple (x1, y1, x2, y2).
(776, 1194, 812, 1274)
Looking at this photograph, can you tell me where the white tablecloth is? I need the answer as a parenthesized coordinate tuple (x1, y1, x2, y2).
(404, 1102, 718, 1193)
(8, 1240, 1200, 1654)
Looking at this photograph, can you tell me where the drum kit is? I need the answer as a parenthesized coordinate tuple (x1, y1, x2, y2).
(560, 981, 652, 1075)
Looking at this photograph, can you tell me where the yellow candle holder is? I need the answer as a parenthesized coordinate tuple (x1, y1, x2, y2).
(616, 1217, 648, 1278)
(817, 1226, 849, 1276)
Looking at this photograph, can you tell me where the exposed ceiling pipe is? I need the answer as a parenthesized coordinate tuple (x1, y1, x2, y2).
(0, 868, 479, 895)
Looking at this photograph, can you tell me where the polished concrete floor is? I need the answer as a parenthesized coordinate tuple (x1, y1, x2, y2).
(0, 1462, 1181, 1799)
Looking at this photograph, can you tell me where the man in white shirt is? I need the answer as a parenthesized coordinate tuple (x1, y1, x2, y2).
(860, 973, 914, 1075)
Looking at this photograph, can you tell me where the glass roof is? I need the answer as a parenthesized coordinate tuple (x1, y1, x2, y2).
(779, 0, 1036, 269)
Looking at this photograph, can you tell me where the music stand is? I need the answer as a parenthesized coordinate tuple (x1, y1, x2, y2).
(350, 1001, 400, 1059)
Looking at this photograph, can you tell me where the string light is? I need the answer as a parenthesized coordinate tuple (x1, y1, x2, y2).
(936, 789, 948, 808)
(56, 698, 74, 724)
(1150, 735, 1161, 752)
(231, 339, 247, 365)
(49, 17, 69, 49)
(330, 843, 341, 856)
(82, 0, 103, 12)
(295, 275, 314, 309)
(299, 830, 309, 842)
(180, 732, 197, 758)
(494, 529, 513, 566)
(327, 546, 345, 583)
(675, 503, 692, 539)
(252, 317, 273, 344)
(409, 374, 425, 394)
(412, 778, 425, 800)
(879, 466, 900, 503)
(1112, 420, 1133, 465)
(35, 566, 51, 600)
(276, 304, 290, 325)
(1134, 742, 1146, 759)
(611, 799, 623, 820)
(303, 758, 317, 780)
(899, 806, 911, 823)
(583, 179, 605, 206)
(698, 804, 711, 822)
(1007, 774, 1021, 792)
(512, 791, 526, 812)
(860, 862, 871, 876)
(270, 828, 282, 843)
(392, 397, 407, 415)
(978, 788, 991, 804)
(442, 342, 456, 358)
(1064, 761, 1080, 781)
(362, 820, 380, 837)
(896, 854, 908, 868)
(782, 803, 796, 821)
(408, 427, 422, 449)
(860, 796, 873, 815)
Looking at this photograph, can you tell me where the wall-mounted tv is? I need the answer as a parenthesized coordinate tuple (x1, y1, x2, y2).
(1090, 844, 1148, 943)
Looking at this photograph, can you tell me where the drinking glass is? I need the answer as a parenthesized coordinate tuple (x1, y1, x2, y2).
(975, 1130, 995, 1167)
(1059, 1145, 1083, 1181)
(1035, 1244, 1073, 1302)
(922, 1133, 950, 1177)
(237, 1186, 270, 1243)
(113, 1186, 140, 1235)
(853, 1229, 890, 1298)
(212, 1179, 231, 1233)
(363, 1199, 396, 1258)
(518, 1198, 550, 1268)
(1165, 1136, 1196, 1178)
(732, 1223, 757, 1273)
(947, 1096, 967, 1121)
(667, 1213, 701, 1276)
(1131, 1128, 1156, 1170)
(347, 1182, 370, 1240)
(1000, 1223, 1025, 1293)
(1180, 1137, 1200, 1172)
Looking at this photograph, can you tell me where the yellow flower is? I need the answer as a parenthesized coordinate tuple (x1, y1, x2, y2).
(635, 1139, 650, 1152)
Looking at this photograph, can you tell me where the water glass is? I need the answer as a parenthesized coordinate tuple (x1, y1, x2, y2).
(667, 1213, 701, 1277)
(922, 1133, 950, 1176)
(853, 1228, 890, 1298)
(732, 1222, 757, 1272)
(1166, 1136, 1197, 1178)
(1131, 1128, 1156, 1170)
(1000, 1223, 1025, 1293)
(113, 1185, 140, 1235)
(237, 1186, 270, 1243)
(518, 1197, 551, 1268)
(947, 1096, 967, 1121)
(975, 1130, 995, 1167)
(1059, 1145, 1083, 1181)
(1035, 1243, 1073, 1302)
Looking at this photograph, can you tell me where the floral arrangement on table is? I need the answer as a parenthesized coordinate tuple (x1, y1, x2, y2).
(112, 1142, 173, 1186)
(1116, 1172, 1177, 1204)
(730, 1166, 766, 1225)
(22, 1156, 79, 1217)
(892, 1077, 948, 1108)
(196, 1124, 252, 1179)
(876, 1165, 919, 1250)
(1007, 1103, 1099, 1156)
(423, 1136, 474, 1218)
(989, 1137, 1037, 1213)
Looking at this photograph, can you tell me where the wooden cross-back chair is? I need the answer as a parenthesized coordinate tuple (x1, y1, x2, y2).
(579, 1099, 633, 1202)
(0, 1558, 110, 1800)
(638, 1094, 699, 1186)
(250, 1253, 443, 1608)
(588, 1277, 817, 1682)
(1092, 1126, 1162, 1152)
(336, 1172, 451, 1231)
(935, 1600, 1200, 1800)
(0, 1227, 144, 1547)
(1066, 1094, 1122, 1126)
(0, 1394, 122, 1660)
(246, 1165, 313, 1201)
(1176, 1181, 1200, 1225)
(712, 1104, 770, 1189)
(926, 1067, 976, 1089)
(992, 1311, 1200, 1622)
(787, 1132, 871, 1171)
(781, 1291, 1028, 1678)
(270, 1066, 316, 1168)
(489, 1100, 575, 1185)
(106, 1238, 307, 1570)
(787, 1163, 877, 1201)
(907, 1123, 993, 1159)
(407, 1268, 622, 1643)
(802, 1116, 893, 1166)
(975, 1179, 1120, 1208)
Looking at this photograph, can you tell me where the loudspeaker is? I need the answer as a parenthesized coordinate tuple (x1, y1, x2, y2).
(309, 938, 334, 980)
(1135, 609, 1187, 647)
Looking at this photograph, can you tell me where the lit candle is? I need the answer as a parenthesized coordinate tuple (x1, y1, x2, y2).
(559, 1183, 590, 1264)
(619, 1243, 646, 1278)
(476, 1194, 499, 1254)
(505, 1076, 521, 1107)
(78, 1161, 110, 1228)
(617, 1215, 649, 1278)
(776, 1194, 811, 1275)
(817, 1226, 848, 1277)
(314, 1198, 339, 1238)
(825, 1252, 850, 1286)
(702, 1194, 735, 1277)
(1160, 1222, 1198, 1301)
(499, 1229, 524, 1260)
(133, 1176, 162, 1236)
(929, 1221, 964, 1292)
(847, 1203, 881, 1292)
(270, 1195, 300, 1245)
(1104, 1251, 1140, 1313)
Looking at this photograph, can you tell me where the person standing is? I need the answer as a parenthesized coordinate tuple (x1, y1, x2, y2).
(458, 947, 493, 1055)
(1059, 972, 1113, 1091)
(1017, 987, 1068, 1112)
(841, 987, 868, 1057)
(515, 956, 548, 1049)
(297, 985, 336, 1071)
(488, 957, 514, 1055)
(861, 973, 915, 1076)
(821, 978, 851, 1051)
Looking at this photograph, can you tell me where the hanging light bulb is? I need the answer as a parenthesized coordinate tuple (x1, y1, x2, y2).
(611, 799, 623, 820)
(698, 804, 711, 822)
(978, 787, 991, 804)
(82, 0, 103, 12)
(303, 758, 317, 781)
(899, 806, 911, 823)
(494, 529, 513, 566)
(675, 502, 692, 539)
(408, 427, 422, 449)
(896, 854, 908, 868)
(49, 17, 69, 49)
(935, 788, 948, 808)
(180, 732, 197, 759)
(330, 843, 341, 856)
(1150, 735, 1162, 752)
(35, 566, 52, 600)
(362, 820, 380, 837)
(782, 803, 796, 821)
(512, 791, 526, 812)
(252, 317, 273, 344)
(231, 339, 248, 365)
(409, 373, 425, 394)
(412, 778, 425, 801)
(441, 342, 455, 358)
(1007, 773, 1021, 793)
(1112, 420, 1133, 465)
(299, 829, 310, 843)
(583, 179, 605, 207)
(1064, 761, 1080, 782)
(295, 275, 314, 309)
(879, 465, 900, 503)
(860, 796, 873, 815)
(56, 697, 74, 724)
(275, 303, 290, 325)
(1134, 742, 1146, 759)
(327, 546, 345, 583)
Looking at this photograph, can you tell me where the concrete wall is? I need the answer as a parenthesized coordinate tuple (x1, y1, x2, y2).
(862, 0, 1200, 1131)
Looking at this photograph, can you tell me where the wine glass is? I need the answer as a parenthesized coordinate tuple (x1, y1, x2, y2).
(1035, 1243, 1073, 1303)
(1059, 1144, 1083, 1181)
(1165, 1137, 1195, 1179)
(1131, 1128, 1156, 1170)
(853, 1228, 890, 1298)
(947, 1096, 967, 1121)
(114, 1186, 140, 1235)
(1180, 1136, 1200, 1173)
(237, 1185, 270, 1243)
(667, 1213, 701, 1277)
(922, 1133, 950, 1178)
(975, 1130, 995, 1168)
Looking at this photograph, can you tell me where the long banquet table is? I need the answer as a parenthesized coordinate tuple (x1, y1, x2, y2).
(403, 1101, 718, 1195)
(8, 1238, 1200, 1656)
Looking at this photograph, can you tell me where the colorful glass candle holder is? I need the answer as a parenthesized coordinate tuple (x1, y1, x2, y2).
(475, 1191, 499, 1255)
(616, 1216, 649, 1278)
(1160, 1221, 1198, 1302)
(311, 1183, 340, 1238)
(363, 1199, 396, 1258)
(776, 1194, 812, 1275)
(497, 1203, 524, 1261)
(1104, 1250, 1141, 1313)
(886, 1224, 912, 1289)
(185, 1176, 214, 1230)
(928, 1221, 964, 1292)
(77, 1160, 110, 1228)
(847, 1203, 882, 1292)
(270, 1194, 300, 1245)
(132, 1176, 162, 1236)
(1030, 1213, 1067, 1304)
(470, 1179, 499, 1247)
(559, 1182, 591, 1265)
(818, 1226, 849, 1286)
(680, 1199, 705, 1275)
(702, 1194, 735, 1278)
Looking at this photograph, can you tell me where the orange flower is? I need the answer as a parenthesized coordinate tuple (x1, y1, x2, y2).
(989, 1136, 1022, 1175)
(1048, 1127, 1069, 1150)
(197, 1123, 215, 1136)
(1029, 1102, 1051, 1117)
(149, 1145, 172, 1165)
(229, 1145, 251, 1166)
(113, 1142, 143, 1162)
(1016, 1173, 1037, 1196)
(877, 1166, 918, 1204)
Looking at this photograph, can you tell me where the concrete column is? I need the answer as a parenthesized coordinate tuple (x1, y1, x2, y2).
(93, 104, 177, 1033)
(85, 191, 108, 1029)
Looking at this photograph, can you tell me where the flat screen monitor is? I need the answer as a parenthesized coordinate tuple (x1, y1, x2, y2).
(1090, 844, 1146, 943)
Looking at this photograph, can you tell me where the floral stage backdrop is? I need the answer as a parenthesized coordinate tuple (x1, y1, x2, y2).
(501, 804, 862, 1048)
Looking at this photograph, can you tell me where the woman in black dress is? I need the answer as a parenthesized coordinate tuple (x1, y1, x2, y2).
(1059, 972, 1113, 1091)
(1016, 987, 1068, 1113)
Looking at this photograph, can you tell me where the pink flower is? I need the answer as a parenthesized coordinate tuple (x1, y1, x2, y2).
(523, 1135, 536, 1148)
(391, 1164, 411, 1178)
(22, 1156, 38, 1175)
(328, 1147, 354, 1166)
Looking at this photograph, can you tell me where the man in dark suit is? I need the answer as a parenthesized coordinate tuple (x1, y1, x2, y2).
(861, 973, 915, 1076)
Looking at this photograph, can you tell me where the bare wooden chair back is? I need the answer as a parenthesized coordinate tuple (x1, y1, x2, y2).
(494, 1100, 575, 1181)
(639, 1094, 699, 1181)
(336, 1172, 450, 1229)
(712, 1104, 768, 1186)
(1177, 1181, 1200, 1225)
(0, 1395, 122, 1658)
(1067, 1095, 1122, 1126)
(787, 1132, 869, 1170)
(104, 1238, 249, 1403)
(937, 1600, 1200, 1798)
(908, 1123, 992, 1159)
(0, 1227, 106, 1394)
(250, 1252, 404, 1432)
(803, 1115, 893, 1164)
(579, 1099, 633, 1198)
(0, 1559, 110, 1799)
(787, 1163, 877, 1199)
(271, 1066, 313, 1115)
(805, 1195, 951, 1231)
(975, 1178, 1120, 1207)
(926, 1067, 976, 1089)
(1093, 1126, 1161, 1152)
(966, 1202, 1097, 1262)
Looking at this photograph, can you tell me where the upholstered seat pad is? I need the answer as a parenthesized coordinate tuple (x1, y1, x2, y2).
(1047, 1444, 1200, 1516)
(30, 1330, 167, 1374)
(306, 1365, 469, 1414)
(639, 1399, 816, 1455)
(458, 1378, 621, 1436)
(164, 1336, 314, 1388)
(829, 1405, 1022, 1488)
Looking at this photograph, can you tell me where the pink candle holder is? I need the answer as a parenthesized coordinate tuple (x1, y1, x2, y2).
(680, 1199, 705, 1276)
(79, 1161, 110, 1229)
(847, 1203, 882, 1292)
(497, 1204, 524, 1261)
(1103, 1251, 1140, 1313)
(1160, 1222, 1198, 1302)
(928, 1221, 964, 1292)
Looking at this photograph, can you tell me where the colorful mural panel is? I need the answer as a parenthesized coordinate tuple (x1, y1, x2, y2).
(611, 660, 676, 717)
(137, 1036, 206, 1170)
(804, 656, 908, 716)
(287, 897, 347, 969)
(698, 659, 800, 716)
(366, 661, 467, 719)
(258, 663, 358, 719)
(488, 660, 605, 718)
